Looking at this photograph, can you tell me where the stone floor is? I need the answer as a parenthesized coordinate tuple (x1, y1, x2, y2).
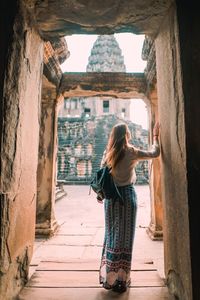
(18, 185, 173, 300)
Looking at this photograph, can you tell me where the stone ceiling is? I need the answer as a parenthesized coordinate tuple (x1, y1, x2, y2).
(33, 0, 174, 40)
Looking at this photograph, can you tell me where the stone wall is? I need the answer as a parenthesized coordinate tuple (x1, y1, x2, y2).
(155, 4, 192, 300)
(0, 7, 43, 299)
(176, 3, 200, 299)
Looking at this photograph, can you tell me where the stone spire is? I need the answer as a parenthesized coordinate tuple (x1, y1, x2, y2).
(86, 35, 126, 72)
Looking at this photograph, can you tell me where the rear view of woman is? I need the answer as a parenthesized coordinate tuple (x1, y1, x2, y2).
(99, 122, 160, 293)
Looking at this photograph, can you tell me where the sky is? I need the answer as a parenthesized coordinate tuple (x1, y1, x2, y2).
(60, 33, 148, 129)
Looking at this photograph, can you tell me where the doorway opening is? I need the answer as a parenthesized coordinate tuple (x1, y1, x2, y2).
(31, 33, 164, 291)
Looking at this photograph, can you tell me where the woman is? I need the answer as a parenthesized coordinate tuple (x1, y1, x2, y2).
(99, 121, 160, 293)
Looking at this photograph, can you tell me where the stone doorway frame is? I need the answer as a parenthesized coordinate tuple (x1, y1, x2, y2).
(0, 2, 195, 299)
(36, 70, 163, 246)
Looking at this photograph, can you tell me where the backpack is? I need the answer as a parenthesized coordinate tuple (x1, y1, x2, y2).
(89, 166, 123, 204)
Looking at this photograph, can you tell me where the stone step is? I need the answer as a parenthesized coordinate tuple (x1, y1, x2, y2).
(36, 259, 157, 272)
(18, 287, 172, 300)
(26, 270, 165, 288)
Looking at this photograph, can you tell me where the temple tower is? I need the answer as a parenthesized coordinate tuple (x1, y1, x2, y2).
(87, 35, 126, 72)
(85, 35, 130, 119)
(59, 35, 130, 119)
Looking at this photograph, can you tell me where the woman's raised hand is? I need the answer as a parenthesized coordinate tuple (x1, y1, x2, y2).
(153, 121, 160, 137)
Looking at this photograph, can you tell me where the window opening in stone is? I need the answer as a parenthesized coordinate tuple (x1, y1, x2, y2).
(121, 108, 126, 118)
(103, 100, 109, 113)
(84, 107, 91, 117)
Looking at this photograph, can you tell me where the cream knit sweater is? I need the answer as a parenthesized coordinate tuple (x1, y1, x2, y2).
(101, 140, 160, 186)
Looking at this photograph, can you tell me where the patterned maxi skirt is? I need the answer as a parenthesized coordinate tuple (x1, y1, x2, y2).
(99, 184, 137, 287)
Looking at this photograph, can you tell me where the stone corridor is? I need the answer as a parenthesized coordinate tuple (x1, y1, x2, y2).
(18, 185, 172, 300)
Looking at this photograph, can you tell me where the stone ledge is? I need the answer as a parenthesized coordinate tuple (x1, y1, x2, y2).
(146, 224, 163, 241)
(59, 72, 147, 99)
(35, 219, 59, 238)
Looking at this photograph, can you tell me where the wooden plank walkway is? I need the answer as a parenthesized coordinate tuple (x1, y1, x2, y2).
(18, 186, 172, 299)
(18, 288, 171, 300)
(18, 259, 171, 300)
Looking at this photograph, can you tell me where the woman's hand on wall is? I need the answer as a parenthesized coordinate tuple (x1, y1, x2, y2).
(153, 121, 160, 138)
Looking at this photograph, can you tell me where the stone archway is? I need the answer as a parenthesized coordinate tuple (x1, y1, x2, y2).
(58, 70, 163, 239)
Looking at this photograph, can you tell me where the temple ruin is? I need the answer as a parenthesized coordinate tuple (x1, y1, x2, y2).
(57, 35, 149, 185)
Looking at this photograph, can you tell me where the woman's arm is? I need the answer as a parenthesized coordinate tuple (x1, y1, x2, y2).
(136, 122, 160, 160)
(137, 139, 160, 160)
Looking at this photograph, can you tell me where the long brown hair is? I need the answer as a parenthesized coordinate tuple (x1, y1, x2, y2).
(105, 123, 131, 170)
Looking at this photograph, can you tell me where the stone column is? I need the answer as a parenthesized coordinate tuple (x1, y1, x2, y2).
(147, 156, 163, 240)
(146, 88, 163, 240)
(0, 7, 43, 298)
(142, 37, 163, 241)
(36, 77, 61, 236)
